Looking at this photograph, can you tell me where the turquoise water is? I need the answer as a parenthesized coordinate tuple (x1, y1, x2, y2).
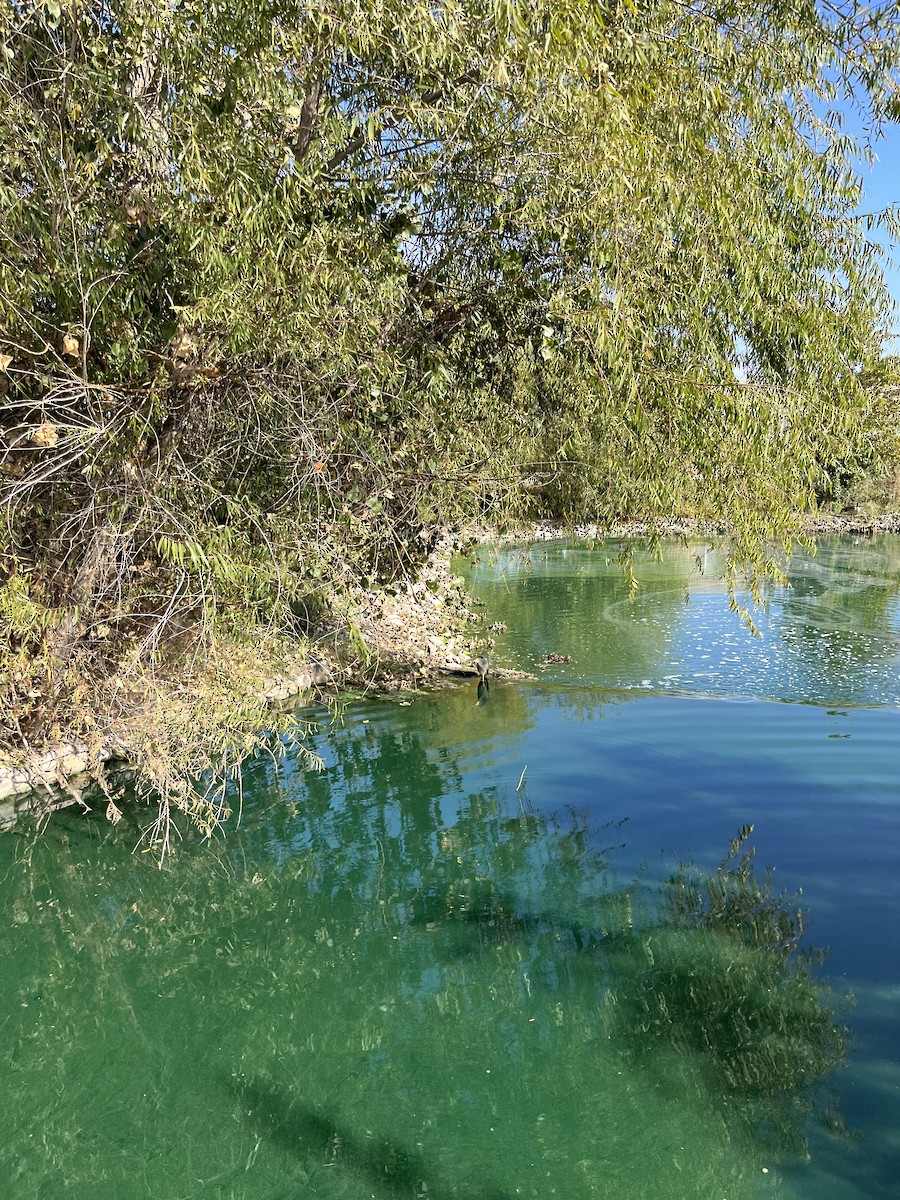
(1, 536, 899, 1198)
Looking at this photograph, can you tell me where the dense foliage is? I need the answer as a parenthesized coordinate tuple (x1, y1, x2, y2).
(1, 0, 899, 822)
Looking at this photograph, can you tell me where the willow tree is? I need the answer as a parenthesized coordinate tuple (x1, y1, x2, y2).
(1, 0, 899, 826)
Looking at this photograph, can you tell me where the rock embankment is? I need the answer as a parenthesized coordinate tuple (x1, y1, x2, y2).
(0, 533, 490, 821)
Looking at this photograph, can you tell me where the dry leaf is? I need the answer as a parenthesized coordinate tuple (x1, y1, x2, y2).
(0, 352, 12, 372)
(31, 423, 59, 448)
(62, 333, 80, 357)
(170, 328, 195, 359)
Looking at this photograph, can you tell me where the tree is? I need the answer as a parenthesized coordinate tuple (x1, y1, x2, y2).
(1, 0, 899, 832)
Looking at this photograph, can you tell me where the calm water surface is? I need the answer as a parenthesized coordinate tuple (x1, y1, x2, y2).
(2, 536, 899, 1199)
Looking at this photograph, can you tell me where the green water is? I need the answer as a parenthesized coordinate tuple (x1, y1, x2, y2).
(2, 536, 899, 1199)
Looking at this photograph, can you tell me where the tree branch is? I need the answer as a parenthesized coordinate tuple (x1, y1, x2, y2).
(324, 69, 480, 175)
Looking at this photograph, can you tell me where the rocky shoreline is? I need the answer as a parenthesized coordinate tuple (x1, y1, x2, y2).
(3, 512, 898, 827)
(0, 531, 486, 825)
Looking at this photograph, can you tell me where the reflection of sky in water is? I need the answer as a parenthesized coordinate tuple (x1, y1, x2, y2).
(658, 591, 900, 704)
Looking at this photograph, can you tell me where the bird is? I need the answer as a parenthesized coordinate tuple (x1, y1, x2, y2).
(475, 656, 490, 705)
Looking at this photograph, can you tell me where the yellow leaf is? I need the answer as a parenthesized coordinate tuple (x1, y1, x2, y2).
(31, 423, 59, 448)
(62, 333, 79, 357)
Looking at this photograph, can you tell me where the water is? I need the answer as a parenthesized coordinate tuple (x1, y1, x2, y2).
(2, 535, 899, 1199)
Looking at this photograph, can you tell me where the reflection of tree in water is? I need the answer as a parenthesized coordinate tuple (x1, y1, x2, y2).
(464, 541, 699, 681)
(0, 728, 852, 1198)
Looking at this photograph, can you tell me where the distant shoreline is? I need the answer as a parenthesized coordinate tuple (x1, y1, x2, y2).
(469, 513, 900, 544)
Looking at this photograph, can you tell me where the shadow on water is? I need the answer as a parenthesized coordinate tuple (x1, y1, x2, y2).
(226, 1074, 516, 1200)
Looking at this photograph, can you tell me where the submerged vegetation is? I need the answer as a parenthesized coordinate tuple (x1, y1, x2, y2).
(2, 0, 900, 827)
(623, 825, 850, 1156)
